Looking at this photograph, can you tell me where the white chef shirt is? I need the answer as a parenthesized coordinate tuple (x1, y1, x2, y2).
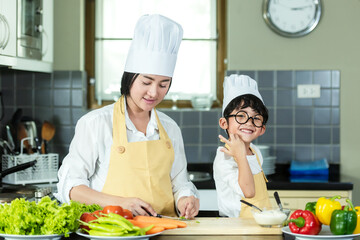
(55, 97, 199, 207)
(213, 143, 264, 217)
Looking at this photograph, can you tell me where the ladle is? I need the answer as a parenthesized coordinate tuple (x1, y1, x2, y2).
(41, 121, 55, 154)
(240, 199, 263, 212)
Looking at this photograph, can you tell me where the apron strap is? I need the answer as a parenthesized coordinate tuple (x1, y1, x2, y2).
(249, 146, 268, 183)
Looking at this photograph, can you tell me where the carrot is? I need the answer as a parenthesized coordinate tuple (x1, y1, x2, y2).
(134, 215, 187, 228)
(129, 220, 165, 234)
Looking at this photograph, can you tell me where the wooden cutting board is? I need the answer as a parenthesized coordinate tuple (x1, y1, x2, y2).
(160, 217, 282, 235)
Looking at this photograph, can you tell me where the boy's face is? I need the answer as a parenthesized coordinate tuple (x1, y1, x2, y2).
(219, 107, 266, 144)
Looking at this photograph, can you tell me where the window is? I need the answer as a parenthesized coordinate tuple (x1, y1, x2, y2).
(85, 0, 226, 109)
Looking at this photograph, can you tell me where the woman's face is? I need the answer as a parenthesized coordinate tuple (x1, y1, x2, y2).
(128, 74, 171, 112)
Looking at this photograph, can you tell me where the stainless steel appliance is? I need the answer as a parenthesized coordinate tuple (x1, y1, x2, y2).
(17, 0, 43, 60)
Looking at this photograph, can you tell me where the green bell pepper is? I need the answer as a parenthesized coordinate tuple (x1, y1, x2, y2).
(330, 199, 357, 235)
(305, 201, 317, 215)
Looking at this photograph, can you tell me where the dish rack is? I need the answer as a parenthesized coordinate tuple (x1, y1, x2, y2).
(2, 153, 59, 185)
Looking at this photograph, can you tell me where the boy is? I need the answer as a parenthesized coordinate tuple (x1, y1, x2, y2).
(213, 74, 271, 218)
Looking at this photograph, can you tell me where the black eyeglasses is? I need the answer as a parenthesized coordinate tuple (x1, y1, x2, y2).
(225, 110, 264, 128)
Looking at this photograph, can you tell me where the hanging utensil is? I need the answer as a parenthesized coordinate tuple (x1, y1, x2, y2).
(5, 125, 15, 151)
(41, 121, 55, 154)
(274, 191, 283, 211)
(240, 199, 263, 212)
(17, 122, 33, 154)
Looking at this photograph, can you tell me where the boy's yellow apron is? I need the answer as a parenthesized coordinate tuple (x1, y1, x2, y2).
(239, 147, 271, 218)
(102, 96, 176, 216)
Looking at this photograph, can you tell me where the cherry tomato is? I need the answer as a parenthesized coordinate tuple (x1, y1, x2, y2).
(92, 210, 102, 217)
(79, 212, 97, 230)
(102, 205, 124, 216)
(122, 209, 134, 219)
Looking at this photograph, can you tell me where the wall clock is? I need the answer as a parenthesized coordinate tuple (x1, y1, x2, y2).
(263, 0, 322, 38)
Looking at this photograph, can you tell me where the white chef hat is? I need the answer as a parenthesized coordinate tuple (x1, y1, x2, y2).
(222, 74, 264, 115)
(124, 14, 183, 77)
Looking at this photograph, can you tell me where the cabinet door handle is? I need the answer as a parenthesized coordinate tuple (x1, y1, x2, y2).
(2, 14, 10, 49)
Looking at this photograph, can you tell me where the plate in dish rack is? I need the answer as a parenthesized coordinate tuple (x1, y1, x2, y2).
(76, 230, 163, 240)
(0, 233, 62, 240)
(282, 225, 360, 240)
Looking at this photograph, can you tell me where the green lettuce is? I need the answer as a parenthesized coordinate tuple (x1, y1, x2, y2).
(0, 196, 101, 237)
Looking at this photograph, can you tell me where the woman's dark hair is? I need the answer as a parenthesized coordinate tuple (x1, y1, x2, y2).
(223, 94, 269, 125)
(120, 72, 139, 96)
(120, 71, 173, 95)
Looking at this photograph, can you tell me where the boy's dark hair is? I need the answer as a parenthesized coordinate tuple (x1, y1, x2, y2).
(120, 71, 172, 96)
(223, 94, 269, 125)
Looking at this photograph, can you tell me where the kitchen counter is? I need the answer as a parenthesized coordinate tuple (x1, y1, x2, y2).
(59, 218, 283, 240)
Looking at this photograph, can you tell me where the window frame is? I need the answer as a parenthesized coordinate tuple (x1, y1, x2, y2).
(85, 0, 227, 109)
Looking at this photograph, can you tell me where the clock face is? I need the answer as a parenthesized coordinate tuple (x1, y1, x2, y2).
(263, 0, 322, 37)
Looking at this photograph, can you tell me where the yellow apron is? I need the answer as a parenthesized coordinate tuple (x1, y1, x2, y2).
(102, 95, 176, 216)
(239, 147, 271, 218)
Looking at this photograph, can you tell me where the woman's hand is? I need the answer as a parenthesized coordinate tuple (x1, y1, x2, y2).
(118, 197, 157, 216)
(177, 195, 199, 219)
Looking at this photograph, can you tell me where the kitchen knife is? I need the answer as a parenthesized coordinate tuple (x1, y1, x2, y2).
(155, 214, 189, 221)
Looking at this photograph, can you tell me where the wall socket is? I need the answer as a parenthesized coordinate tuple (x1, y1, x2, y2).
(297, 84, 321, 98)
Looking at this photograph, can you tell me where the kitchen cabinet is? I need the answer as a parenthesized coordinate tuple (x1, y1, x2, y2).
(0, 0, 16, 57)
(268, 190, 352, 211)
(41, 0, 53, 64)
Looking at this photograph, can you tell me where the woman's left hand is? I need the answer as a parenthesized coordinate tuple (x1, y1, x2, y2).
(177, 195, 199, 219)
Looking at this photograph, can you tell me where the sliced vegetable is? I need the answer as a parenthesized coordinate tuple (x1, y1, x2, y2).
(134, 215, 186, 228)
(129, 220, 164, 234)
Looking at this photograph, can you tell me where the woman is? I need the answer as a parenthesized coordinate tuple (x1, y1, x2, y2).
(55, 14, 200, 219)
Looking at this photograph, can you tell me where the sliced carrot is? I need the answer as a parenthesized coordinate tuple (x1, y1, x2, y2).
(129, 220, 165, 234)
(133, 215, 187, 228)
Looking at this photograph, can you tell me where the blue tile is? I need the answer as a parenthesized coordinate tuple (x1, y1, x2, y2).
(71, 71, 84, 88)
(182, 111, 200, 126)
(266, 108, 275, 125)
(181, 127, 200, 144)
(275, 146, 293, 163)
(314, 127, 331, 144)
(332, 89, 339, 106)
(314, 108, 331, 125)
(16, 89, 33, 107)
(295, 127, 311, 144)
(162, 110, 181, 125)
(295, 97, 312, 106)
(276, 108, 293, 125)
(16, 71, 33, 89)
(1, 69, 15, 89)
(261, 90, 274, 107)
(333, 127, 340, 144)
(314, 89, 331, 106)
(201, 110, 220, 126)
(53, 107, 71, 125)
(53, 126, 74, 145)
(277, 71, 294, 87)
(200, 146, 217, 163)
(72, 89, 83, 107)
(35, 89, 51, 107)
(226, 70, 237, 76)
(35, 107, 53, 122)
(3, 89, 15, 106)
(276, 127, 293, 144)
(201, 127, 219, 144)
(54, 71, 71, 88)
(277, 89, 294, 106)
(314, 71, 331, 87)
(238, 71, 255, 79)
(295, 146, 312, 161)
(332, 71, 340, 88)
(54, 89, 71, 106)
(72, 107, 89, 125)
(184, 146, 200, 163)
(258, 126, 274, 144)
(295, 71, 312, 84)
(331, 145, 340, 163)
(35, 72, 52, 88)
(258, 71, 274, 88)
(332, 108, 340, 125)
(314, 145, 331, 161)
(295, 108, 312, 125)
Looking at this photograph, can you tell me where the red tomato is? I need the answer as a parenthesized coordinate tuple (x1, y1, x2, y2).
(92, 210, 102, 217)
(102, 205, 124, 216)
(79, 212, 97, 230)
(122, 209, 134, 219)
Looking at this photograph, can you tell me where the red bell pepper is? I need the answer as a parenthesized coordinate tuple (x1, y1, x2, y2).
(288, 210, 322, 235)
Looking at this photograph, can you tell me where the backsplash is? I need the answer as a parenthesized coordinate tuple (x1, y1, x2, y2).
(0, 69, 340, 165)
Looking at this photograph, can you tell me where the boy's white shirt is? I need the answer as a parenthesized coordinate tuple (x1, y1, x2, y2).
(213, 143, 264, 217)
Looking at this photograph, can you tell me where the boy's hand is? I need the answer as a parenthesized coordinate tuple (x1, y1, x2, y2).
(219, 134, 246, 161)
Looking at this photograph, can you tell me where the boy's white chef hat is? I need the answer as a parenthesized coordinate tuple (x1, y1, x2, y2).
(222, 74, 264, 115)
(124, 14, 183, 77)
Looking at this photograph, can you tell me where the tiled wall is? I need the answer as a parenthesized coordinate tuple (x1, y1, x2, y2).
(0, 69, 340, 165)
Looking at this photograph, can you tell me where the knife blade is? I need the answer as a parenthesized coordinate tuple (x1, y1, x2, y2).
(155, 214, 188, 221)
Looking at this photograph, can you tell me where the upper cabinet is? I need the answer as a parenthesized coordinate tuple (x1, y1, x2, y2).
(0, 0, 53, 73)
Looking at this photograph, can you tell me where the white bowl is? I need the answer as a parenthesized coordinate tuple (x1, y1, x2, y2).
(252, 208, 290, 228)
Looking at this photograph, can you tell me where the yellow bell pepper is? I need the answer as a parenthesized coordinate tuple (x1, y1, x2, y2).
(315, 195, 342, 225)
(353, 206, 360, 234)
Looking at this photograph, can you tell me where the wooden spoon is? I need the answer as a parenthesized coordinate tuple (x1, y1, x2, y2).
(41, 121, 55, 154)
(17, 123, 33, 154)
